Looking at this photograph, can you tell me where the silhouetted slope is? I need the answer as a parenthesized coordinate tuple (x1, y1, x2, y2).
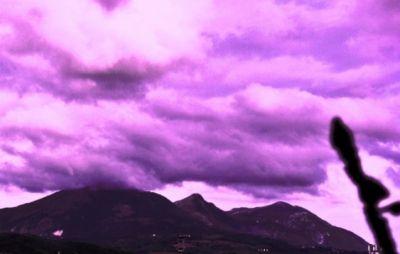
(175, 193, 238, 231)
(228, 201, 368, 251)
(0, 187, 205, 249)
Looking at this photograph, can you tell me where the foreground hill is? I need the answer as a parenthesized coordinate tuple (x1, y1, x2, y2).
(0, 188, 368, 253)
(0, 232, 364, 254)
(0, 233, 133, 254)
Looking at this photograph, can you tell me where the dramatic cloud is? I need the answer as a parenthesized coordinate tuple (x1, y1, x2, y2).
(0, 0, 212, 100)
(0, 84, 398, 198)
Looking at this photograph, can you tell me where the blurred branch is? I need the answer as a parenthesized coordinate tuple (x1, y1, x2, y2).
(330, 117, 397, 254)
(381, 202, 400, 216)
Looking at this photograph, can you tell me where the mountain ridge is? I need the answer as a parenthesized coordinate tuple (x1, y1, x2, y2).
(225, 199, 367, 251)
(175, 193, 239, 232)
(0, 188, 369, 253)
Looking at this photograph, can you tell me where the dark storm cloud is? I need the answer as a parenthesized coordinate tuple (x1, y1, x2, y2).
(0, 17, 169, 102)
(0, 86, 332, 196)
(137, 89, 332, 196)
(59, 58, 164, 101)
(0, 160, 129, 192)
(230, 96, 326, 144)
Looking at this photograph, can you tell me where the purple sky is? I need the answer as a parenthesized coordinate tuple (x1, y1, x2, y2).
(0, 0, 399, 247)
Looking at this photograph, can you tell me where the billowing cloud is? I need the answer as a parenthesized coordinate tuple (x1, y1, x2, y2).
(0, 83, 399, 199)
(0, 0, 212, 100)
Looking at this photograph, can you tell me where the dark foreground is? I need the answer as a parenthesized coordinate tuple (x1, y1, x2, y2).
(0, 233, 366, 254)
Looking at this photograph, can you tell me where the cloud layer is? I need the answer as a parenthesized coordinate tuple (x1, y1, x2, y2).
(0, 0, 399, 205)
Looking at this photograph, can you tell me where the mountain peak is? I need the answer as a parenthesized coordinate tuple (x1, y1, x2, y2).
(175, 193, 210, 207)
(186, 193, 206, 202)
(175, 193, 238, 231)
(269, 201, 293, 208)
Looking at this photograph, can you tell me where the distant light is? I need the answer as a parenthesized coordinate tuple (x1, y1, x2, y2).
(53, 229, 64, 237)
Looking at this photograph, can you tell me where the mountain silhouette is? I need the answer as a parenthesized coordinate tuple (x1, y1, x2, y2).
(0, 187, 368, 253)
(0, 187, 206, 250)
